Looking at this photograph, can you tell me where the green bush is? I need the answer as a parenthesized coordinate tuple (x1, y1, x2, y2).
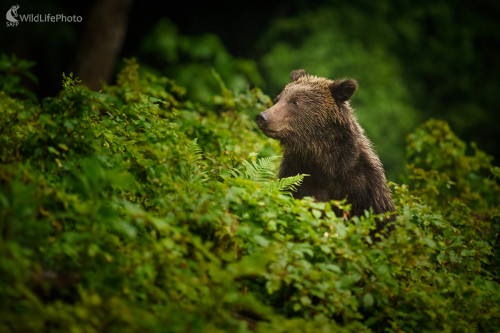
(0, 57, 499, 332)
(139, 20, 264, 106)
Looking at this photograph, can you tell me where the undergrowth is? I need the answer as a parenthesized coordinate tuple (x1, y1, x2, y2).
(0, 56, 499, 332)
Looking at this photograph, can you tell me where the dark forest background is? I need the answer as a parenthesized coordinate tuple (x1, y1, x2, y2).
(2, 0, 499, 179)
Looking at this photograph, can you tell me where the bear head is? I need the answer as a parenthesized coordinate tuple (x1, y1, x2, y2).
(256, 69, 358, 143)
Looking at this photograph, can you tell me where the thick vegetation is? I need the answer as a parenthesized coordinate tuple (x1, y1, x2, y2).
(1, 56, 499, 332)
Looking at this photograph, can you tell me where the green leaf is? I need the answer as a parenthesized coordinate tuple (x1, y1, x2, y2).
(254, 235, 270, 247)
(363, 293, 374, 307)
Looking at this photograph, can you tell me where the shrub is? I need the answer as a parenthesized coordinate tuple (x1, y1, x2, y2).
(0, 57, 499, 332)
(139, 20, 264, 106)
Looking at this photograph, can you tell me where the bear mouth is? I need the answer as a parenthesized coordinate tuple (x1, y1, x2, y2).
(259, 127, 280, 137)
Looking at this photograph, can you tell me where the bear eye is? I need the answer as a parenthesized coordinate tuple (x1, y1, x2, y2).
(292, 100, 299, 105)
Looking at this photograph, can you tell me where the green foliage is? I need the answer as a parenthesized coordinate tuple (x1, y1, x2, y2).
(140, 19, 264, 105)
(407, 119, 500, 212)
(0, 54, 38, 101)
(0, 57, 499, 332)
(231, 155, 305, 192)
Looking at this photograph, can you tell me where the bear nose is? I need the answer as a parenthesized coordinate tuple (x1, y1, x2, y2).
(256, 112, 268, 127)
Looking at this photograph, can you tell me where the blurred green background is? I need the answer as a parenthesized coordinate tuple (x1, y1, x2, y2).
(2, 0, 499, 180)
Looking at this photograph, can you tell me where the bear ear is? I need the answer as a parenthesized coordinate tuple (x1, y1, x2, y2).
(290, 69, 308, 82)
(329, 79, 358, 102)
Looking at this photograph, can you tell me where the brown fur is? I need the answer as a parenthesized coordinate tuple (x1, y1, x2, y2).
(256, 69, 395, 233)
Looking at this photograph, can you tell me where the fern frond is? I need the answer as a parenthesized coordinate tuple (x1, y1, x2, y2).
(264, 174, 306, 192)
(183, 139, 207, 184)
(185, 138, 203, 165)
(188, 166, 208, 184)
(239, 156, 280, 182)
(233, 155, 306, 194)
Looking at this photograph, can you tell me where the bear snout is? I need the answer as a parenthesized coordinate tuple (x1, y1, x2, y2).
(256, 112, 269, 128)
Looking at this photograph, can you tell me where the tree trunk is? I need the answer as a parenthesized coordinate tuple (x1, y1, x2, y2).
(74, 0, 134, 90)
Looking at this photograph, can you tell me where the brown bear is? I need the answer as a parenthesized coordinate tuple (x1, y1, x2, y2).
(256, 69, 395, 233)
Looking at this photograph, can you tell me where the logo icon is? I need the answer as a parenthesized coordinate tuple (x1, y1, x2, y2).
(6, 4, 20, 27)
(5, 4, 83, 26)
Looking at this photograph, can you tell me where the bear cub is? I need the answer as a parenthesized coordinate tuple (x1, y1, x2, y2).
(256, 69, 395, 232)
